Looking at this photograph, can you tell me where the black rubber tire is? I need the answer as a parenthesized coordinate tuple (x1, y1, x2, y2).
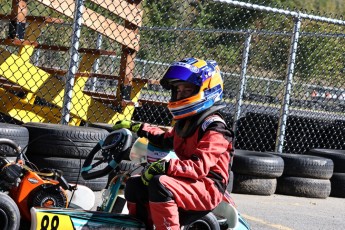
(330, 173, 345, 198)
(276, 176, 331, 199)
(27, 156, 108, 191)
(0, 192, 20, 230)
(232, 150, 284, 178)
(272, 153, 334, 179)
(88, 122, 138, 140)
(87, 122, 115, 132)
(232, 173, 277, 196)
(23, 122, 109, 159)
(0, 123, 29, 156)
(307, 149, 345, 173)
(182, 212, 220, 230)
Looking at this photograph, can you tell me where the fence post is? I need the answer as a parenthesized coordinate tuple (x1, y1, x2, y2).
(233, 32, 252, 135)
(275, 15, 302, 153)
(61, 0, 84, 125)
(90, 33, 103, 91)
(142, 59, 147, 78)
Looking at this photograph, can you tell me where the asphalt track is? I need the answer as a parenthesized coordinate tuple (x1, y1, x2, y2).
(231, 193, 345, 230)
(93, 191, 345, 230)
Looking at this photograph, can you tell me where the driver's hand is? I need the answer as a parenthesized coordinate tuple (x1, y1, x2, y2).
(141, 159, 168, 186)
(112, 120, 141, 133)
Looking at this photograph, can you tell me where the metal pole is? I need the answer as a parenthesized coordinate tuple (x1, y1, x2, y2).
(275, 15, 302, 153)
(91, 33, 103, 91)
(60, 0, 84, 125)
(142, 60, 147, 78)
(233, 32, 252, 135)
(34, 49, 40, 66)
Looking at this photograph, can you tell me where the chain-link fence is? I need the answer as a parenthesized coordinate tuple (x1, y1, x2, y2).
(0, 0, 344, 154)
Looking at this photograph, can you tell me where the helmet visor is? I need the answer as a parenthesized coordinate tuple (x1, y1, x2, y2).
(160, 63, 201, 89)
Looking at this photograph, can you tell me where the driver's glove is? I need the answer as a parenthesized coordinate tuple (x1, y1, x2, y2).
(141, 159, 168, 186)
(112, 120, 142, 133)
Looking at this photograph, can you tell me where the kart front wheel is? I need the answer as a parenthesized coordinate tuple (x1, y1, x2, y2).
(0, 192, 20, 230)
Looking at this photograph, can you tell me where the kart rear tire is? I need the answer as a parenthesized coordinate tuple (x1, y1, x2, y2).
(0, 192, 20, 230)
(181, 212, 220, 230)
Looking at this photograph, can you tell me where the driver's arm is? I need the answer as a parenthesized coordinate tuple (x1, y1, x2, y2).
(137, 123, 174, 150)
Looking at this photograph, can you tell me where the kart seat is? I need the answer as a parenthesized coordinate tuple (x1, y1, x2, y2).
(178, 209, 210, 225)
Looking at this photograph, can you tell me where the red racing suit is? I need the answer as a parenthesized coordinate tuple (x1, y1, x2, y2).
(138, 110, 234, 210)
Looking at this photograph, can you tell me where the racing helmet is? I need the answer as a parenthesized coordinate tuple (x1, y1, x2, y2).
(160, 57, 223, 120)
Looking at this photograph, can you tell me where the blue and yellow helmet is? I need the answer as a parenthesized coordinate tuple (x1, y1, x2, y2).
(160, 57, 223, 120)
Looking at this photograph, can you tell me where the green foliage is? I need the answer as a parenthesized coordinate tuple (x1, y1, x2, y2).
(143, 0, 181, 26)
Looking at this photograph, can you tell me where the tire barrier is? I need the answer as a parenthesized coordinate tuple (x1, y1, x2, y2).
(232, 150, 284, 178)
(307, 149, 345, 198)
(276, 177, 331, 199)
(307, 149, 345, 173)
(274, 153, 333, 198)
(330, 173, 345, 198)
(0, 122, 29, 156)
(23, 122, 109, 159)
(232, 174, 277, 196)
(23, 122, 109, 191)
(273, 153, 334, 179)
(88, 122, 116, 132)
(231, 150, 284, 195)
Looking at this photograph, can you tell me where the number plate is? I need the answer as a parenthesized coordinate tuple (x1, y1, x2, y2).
(35, 212, 74, 230)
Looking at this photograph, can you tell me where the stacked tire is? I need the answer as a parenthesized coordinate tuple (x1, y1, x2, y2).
(307, 149, 345, 198)
(0, 123, 29, 162)
(23, 122, 109, 191)
(274, 153, 333, 198)
(231, 150, 284, 195)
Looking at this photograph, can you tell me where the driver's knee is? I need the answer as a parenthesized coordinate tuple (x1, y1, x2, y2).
(148, 175, 174, 202)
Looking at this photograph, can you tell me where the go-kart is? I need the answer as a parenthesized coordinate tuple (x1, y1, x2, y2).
(0, 138, 95, 230)
(29, 128, 251, 230)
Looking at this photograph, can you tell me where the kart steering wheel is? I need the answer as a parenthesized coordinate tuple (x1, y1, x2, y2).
(81, 129, 133, 180)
